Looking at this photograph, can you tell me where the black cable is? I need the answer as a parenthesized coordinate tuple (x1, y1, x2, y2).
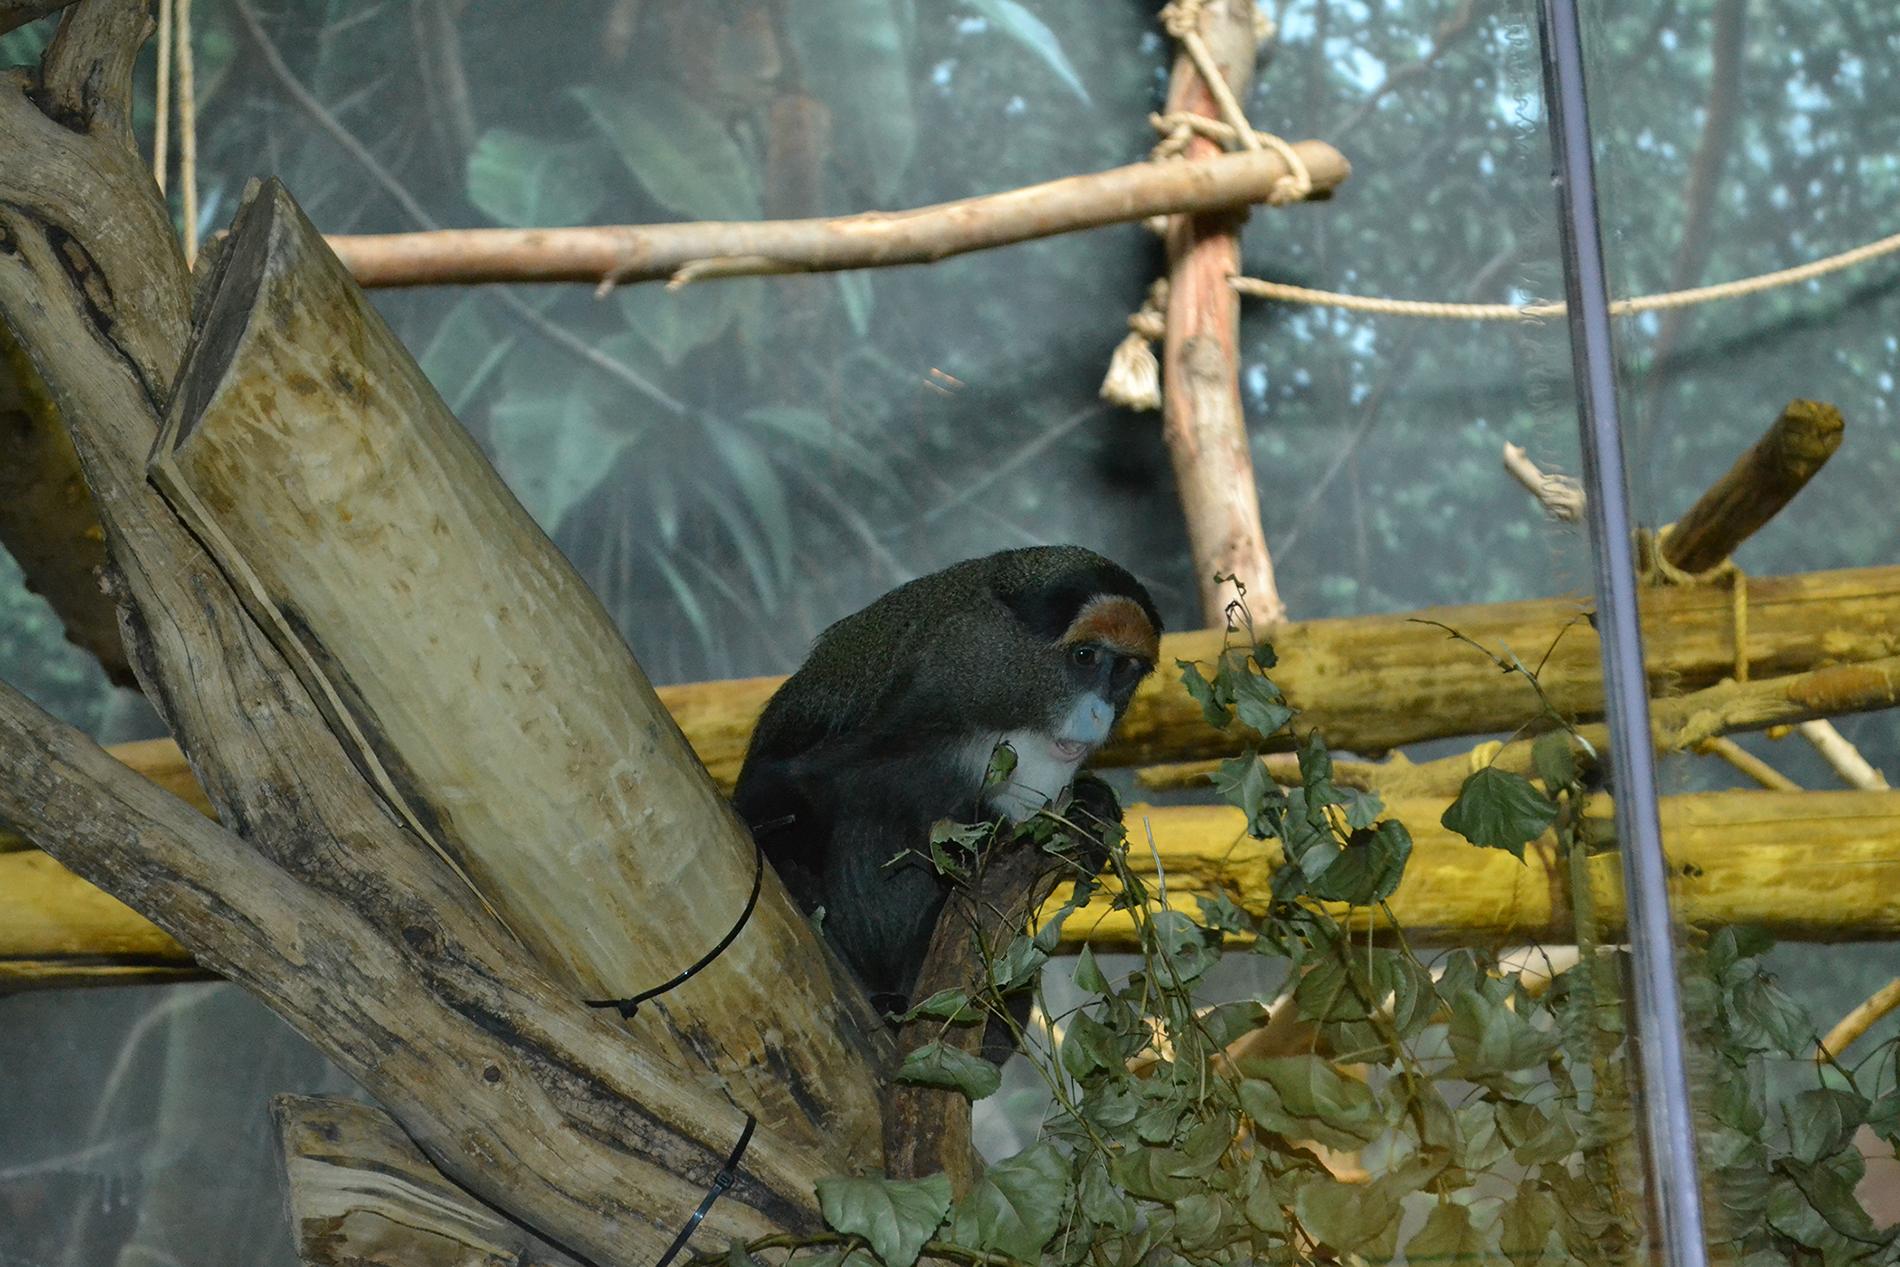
(582, 816, 794, 1019)
(651, 1112, 757, 1267)
(583, 834, 770, 1019)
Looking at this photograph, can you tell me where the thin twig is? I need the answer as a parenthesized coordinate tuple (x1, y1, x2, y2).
(1814, 977, 1900, 1063)
(1796, 719, 1891, 790)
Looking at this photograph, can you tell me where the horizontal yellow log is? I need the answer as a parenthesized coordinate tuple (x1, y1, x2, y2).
(49, 563, 1900, 810)
(12, 790, 1900, 989)
(1060, 791, 1900, 945)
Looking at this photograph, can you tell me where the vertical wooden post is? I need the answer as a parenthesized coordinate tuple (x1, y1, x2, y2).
(1161, 0, 1287, 626)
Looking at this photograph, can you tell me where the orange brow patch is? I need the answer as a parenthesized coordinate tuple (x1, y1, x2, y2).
(1064, 595, 1159, 663)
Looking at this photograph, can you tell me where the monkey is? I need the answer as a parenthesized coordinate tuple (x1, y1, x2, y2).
(733, 546, 1162, 1014)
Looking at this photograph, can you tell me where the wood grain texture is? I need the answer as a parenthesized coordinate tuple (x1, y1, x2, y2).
(277, 1093, 586, 1267)
(149, 181, 885, 1161)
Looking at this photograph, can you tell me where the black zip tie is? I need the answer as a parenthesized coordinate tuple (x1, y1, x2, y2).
(583, 818, 788, 1019)
(652, 1111, 756, 1267)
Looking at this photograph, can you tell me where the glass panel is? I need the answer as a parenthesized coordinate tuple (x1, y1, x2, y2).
(1581, 0, 1900, 1260)
(17, 0, 1889, 1264)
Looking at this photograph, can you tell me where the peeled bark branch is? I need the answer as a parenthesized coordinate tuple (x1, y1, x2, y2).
(326, 145, 1348, 288)
(1160, 0, 1285, 627)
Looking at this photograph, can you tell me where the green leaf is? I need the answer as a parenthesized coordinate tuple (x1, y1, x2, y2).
(1498, 1186, 1562, 1267)
(1238, 1054, 1384, 1149)
(1406, 1201, 1493, 1264)
(1441, 766, 1560, 857)
(572, 83, 761, 219)
(817, 1173, 952, 1267)
(1498, 1100, 1579, 1167)
(895, 988, 980, 1024)
(1231, 672, 1294, 738)
(785, 0, 916, 201)
(416, 295, 512, 417)
(1293, 955, 1371, 1023)
(1295, 1173, 1401, 1252)
(1072, 944, 1109, 995)
(1447, 990, 1558, 1081)
(1729, 971, 1814, 1056)
(1212, 752, 1283, 838)
(1533, 729, 1579, 792)
(988, 932, 1048, 992)
(1177, 659, 1233, 727)
(1169, 1193, 1229, 1251)
(742, 404, 899, 485)
(1194, 891, 1256, 936)
(895, 1041, 1002, 1100)
(962, 0, 1090, 101)
(1305, 819, 1412, 906)
(465, 128, 609, 227)
(835, 271, 875, 336)
(950, 1141, 1067, 1261)
(617, 283, 739, 368)
(1078, 1155, 1135, 1232)
(1108, 1146, 1198, 1201)
(1786, 1088, 1864, 1164)
(1145, 910, 1217, 984)
(488, 382, 639, 530)
(1060, 1010, 1126, 1081)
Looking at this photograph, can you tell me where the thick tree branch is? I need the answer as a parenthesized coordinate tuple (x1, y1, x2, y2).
(0, 675, 820, 1264)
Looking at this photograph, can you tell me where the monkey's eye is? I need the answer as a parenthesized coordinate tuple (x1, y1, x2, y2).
(1070, 645, 1099, 668)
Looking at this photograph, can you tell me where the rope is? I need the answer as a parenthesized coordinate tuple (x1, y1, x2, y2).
(177, 0, 200, 266)
(153, 0, 172, 193)
(1637, 523, 1750, 685)
(1233, 227, 1900, 320)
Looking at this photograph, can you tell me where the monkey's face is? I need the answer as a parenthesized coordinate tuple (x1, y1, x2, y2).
(983, 592, 1158, 822)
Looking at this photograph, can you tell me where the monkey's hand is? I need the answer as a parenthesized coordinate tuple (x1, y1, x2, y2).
(1054, 772, 1125, 878)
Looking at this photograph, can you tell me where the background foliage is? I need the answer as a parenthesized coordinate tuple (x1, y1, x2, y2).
(2, 0, 1898, 1263)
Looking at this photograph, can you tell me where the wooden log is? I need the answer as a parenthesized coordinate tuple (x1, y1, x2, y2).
(326, 144, 1349, 289)
(6, 559, 1895, 824)
(149, 179, 885, 1159)
(1662, 401, 1843, 574)
(0, 679, 821, 1265)
(18, 785, 1900, 992)
(1160, 0, 1286, 626)
(1056, 790, 1900, 946)
(1137, 653, 1900, 800)
(0, 10, 846, 1257)
(277, 1094, 584, 1267)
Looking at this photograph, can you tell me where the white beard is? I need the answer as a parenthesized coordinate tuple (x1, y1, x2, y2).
(972, 728, 1089, 823)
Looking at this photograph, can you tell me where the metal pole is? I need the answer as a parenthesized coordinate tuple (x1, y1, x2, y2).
(1533, 2, 1710, 1264)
